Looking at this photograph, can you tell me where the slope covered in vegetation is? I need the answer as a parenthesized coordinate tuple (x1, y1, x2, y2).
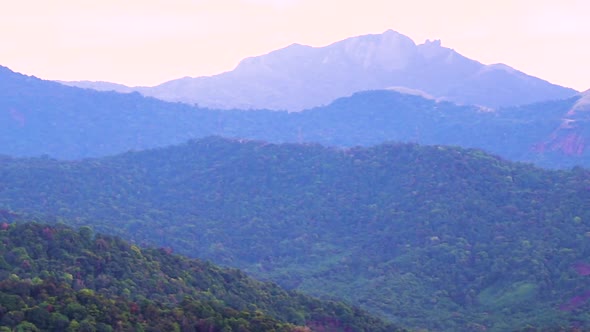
(0, 222, 401, 331)
(0, 65, 585, 167)
(1, 138, 590, 330)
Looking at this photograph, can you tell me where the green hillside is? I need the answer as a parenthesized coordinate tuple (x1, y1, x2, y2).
(1, 65, 587, 168)
(1, 138, 590, 330)
(0, 221, 401, 331)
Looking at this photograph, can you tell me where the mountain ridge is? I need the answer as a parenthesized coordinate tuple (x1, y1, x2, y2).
(1, 137, 589, 330)
(2, 63, 589, 168)
(59, 29, 578, 111)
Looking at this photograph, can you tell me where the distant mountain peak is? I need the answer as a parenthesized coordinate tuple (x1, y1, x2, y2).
(334, 29, 416, 71)
(342, 29, 412, 44)
(57, 29, 578, 111)
(424, 39, 442, 46)
(416, 38, 448, 58)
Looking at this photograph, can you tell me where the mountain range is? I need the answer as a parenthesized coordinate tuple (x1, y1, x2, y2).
(3, 28, 590, 331)
(60, 30, 578, 111)
(1, 64, 589, 168)
(1, 138, 589, 330)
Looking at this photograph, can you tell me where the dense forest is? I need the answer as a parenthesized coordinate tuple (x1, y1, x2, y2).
(1, 65, 587, 168)
(0, 222, 402, 331)
(1, 138, 590, 330)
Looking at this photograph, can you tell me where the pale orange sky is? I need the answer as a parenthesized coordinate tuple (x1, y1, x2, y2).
(1, 0, 589, 90)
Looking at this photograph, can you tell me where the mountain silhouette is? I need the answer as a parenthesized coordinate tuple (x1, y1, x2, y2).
(61, 30, 577, 111)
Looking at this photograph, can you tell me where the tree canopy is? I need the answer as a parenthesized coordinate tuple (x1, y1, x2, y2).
(0, 222, 401, 331)
(1, 138, 590, 330)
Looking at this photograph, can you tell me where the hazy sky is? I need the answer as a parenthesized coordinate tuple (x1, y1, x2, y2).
(1, 0, 589, 90)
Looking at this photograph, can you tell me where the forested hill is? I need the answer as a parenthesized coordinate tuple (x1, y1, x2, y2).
(1, 138, 590, 330)
(1, 64, 587, 168)
(0, 221, 401, 331)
